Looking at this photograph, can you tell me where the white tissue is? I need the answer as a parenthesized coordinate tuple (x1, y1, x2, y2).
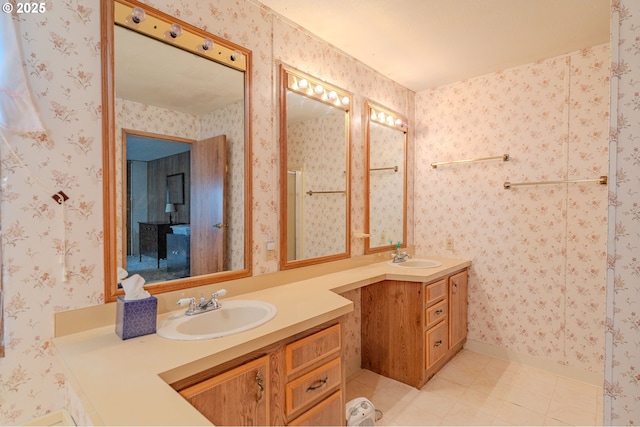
(117, 267, 129, 281)
(120, 274, 151, 301)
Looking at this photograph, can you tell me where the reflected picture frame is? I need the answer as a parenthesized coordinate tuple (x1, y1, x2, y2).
(166, 173, 185, 205)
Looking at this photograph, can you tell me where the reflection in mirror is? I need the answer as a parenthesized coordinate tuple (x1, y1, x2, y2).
(364, 101, 408, 254)
(102, 0, 252, 302)
(279, 65, 351, 269)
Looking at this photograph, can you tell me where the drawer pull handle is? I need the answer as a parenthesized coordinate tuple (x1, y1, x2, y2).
(434, 340, 443, 348)
(306, 377, 328, 392)
(256, 371, 264, 403)
(435, 309, 443, 315)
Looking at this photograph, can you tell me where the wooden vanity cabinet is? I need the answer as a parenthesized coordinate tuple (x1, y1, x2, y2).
(361, 269, 468, 388)
(361, 280, 424, 387)
(284, 324, 344, 425)
(448, 270, 468, 349)
(179, 356, 270, 426)
(174, 322, 345, 426)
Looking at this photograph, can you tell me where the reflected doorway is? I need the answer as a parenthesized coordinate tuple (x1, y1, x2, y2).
(287, 168, 303, 261)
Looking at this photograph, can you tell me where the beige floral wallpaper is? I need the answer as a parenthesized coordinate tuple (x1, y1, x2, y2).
(605, 1, 640, 424)
(2, 0, 638, 424)
(416, 45, 610, 373)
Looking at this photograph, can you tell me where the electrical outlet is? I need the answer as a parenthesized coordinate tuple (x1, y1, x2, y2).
(265, 241, 276, 261)
(446, 237, 454, 252)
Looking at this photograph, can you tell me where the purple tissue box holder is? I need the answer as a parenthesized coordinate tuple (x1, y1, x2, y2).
(115, 296, 157, 340)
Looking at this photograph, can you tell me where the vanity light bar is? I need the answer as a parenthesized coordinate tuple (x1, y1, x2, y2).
(114, 1, 247, 72)
(285, 69, 351, 111)
(367, 102, 407, 131)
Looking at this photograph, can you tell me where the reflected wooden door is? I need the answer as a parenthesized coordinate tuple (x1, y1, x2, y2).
(190, 135, 226, 275)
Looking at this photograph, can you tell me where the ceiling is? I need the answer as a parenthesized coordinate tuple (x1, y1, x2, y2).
(258, 0, 610, 92)
(115, 26, 244, 116)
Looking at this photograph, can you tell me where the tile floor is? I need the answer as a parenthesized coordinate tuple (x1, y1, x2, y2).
(345, 350, 603, 426)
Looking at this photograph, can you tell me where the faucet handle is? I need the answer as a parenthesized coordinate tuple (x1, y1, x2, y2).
(177, 297, 194, 306)
(177, 297, 197, 314)
(213, 289, 227, 298)
(209, 289, 227, 309)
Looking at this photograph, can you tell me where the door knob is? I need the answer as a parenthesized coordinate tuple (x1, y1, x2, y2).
(214, 223, 227, 229)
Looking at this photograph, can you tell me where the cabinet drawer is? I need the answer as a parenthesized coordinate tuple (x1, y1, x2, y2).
(286, 358, 342, 417)
(426, 321, 448, 369)
(425, 279, 447, 306)
(425, 299, 447, 328)
(287, 390, 343, 426)
(285, 324, 341, 376)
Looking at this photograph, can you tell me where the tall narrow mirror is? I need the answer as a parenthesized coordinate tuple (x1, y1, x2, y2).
(279, 65, 351, 269)
(102, 0, 252, 302)
(364, 101, 408, 253)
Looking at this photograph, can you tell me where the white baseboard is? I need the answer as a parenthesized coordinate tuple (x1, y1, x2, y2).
(464, 339, 604, 387)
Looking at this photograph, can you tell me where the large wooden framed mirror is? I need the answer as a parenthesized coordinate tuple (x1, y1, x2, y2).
(364, 101, 408, 254)
(102, 0, 252, 302)
(279, 65, 351, 269)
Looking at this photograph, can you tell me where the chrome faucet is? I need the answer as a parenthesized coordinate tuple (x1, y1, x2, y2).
(391, 243, 412, 263)
(177, 289, 227, 316)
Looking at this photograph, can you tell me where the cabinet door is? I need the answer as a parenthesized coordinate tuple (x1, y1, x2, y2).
(448, 270, 468, 349)
(361, 280, 423, 387)
(180, 356, 269, 426)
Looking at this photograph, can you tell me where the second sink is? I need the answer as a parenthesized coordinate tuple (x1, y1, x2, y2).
(157, 300, 277, 341)
(388, 259, 442, 268)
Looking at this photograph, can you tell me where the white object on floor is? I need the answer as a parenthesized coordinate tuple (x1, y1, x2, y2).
(346, 397, 376, 426)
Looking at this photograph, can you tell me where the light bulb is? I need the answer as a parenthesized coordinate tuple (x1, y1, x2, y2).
(387, 116, 394, 125)
(328, 90, 338, 100)
(130, 7, 146, 24)
(169, 23, 182, 38)
(201, 38, 214, 51)
(314, 84, 324, 95)
(377, 112, 385, 121)
(298, 79, 308, 89)
(341, 96, 350, 105)
(230, 50, 242, 61)
(395, 118, 404, 127)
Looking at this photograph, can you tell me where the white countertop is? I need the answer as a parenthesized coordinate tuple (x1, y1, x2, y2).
(53, 256, 470, 426)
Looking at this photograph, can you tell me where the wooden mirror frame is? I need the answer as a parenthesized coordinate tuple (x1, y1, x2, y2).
(279, 64, 352, 270)
(101, 0, 252, 302)
(364, 101, 408, 254)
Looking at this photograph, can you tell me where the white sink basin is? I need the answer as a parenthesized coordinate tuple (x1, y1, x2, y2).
(388, 259, 442, 269)
(157, 300, 277, 341)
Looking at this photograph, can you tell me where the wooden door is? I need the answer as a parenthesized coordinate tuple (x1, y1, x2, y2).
(448, 270, 468, 348)
(190, 135, 226, 275)
(180, 356, 269, 426)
